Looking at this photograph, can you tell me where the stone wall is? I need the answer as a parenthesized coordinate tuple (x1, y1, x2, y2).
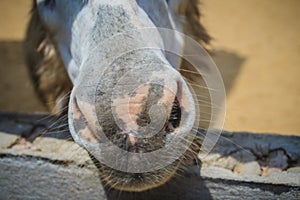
(0, 112, 299, 199)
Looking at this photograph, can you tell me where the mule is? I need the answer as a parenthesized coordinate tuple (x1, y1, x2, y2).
(24, 0, 223, 192)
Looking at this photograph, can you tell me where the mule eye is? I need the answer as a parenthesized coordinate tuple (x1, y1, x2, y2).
(44, 0, 56, 9)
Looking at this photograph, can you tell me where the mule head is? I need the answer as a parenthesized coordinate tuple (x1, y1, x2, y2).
(26, 0, 209, 192)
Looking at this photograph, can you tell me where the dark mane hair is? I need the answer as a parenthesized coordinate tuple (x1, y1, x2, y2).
(179, 0, 211, 46)
(24, 1, 72, 113)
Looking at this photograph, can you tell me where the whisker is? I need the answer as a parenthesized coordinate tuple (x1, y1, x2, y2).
(179, 68, 202, 75)
(185, 82, 218, 91)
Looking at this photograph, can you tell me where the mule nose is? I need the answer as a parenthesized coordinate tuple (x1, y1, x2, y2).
(112, 79, 181, 139)
(70, 62, 196, 156)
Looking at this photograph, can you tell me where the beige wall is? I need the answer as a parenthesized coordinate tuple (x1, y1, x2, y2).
(0, 0, 31, 40)
(201, 0, 300, 134)
(0, 0, 46, 112)
(0, 0, 299, 134)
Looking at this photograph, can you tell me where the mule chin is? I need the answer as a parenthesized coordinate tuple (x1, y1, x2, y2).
(91, 157, 181, 192)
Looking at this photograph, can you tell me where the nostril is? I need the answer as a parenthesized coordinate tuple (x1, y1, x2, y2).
(166, 96, 181, 132)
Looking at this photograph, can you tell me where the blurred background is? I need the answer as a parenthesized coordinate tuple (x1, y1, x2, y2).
(0, 0, 299, 135)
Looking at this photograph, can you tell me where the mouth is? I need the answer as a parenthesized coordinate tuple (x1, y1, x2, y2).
(92, 156, 182, 192)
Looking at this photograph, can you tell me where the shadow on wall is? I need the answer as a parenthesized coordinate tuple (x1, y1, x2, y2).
(179, 48, 245, 129)
(212, 50, 245, 96)
(0, 41, 245, 113)
(0, 41, 46, 112)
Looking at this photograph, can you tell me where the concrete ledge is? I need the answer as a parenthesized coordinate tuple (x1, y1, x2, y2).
(0, 112, 299, 199)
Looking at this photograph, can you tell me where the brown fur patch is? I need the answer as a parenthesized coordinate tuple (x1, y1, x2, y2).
(177, 0, 211, 47)
(24, 1, 72, 114)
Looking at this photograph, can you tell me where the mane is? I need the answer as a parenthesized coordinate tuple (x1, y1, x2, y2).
(24, 0, 211, 113)
(24, 1, 72, 113)
(177, 0, 211, 46)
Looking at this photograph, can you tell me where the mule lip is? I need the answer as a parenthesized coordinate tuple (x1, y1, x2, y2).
(96, 159, 181, 192)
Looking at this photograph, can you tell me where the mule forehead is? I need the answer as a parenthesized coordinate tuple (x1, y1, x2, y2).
(36, 0, 182, 83)
(70, 0, 173, 62)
